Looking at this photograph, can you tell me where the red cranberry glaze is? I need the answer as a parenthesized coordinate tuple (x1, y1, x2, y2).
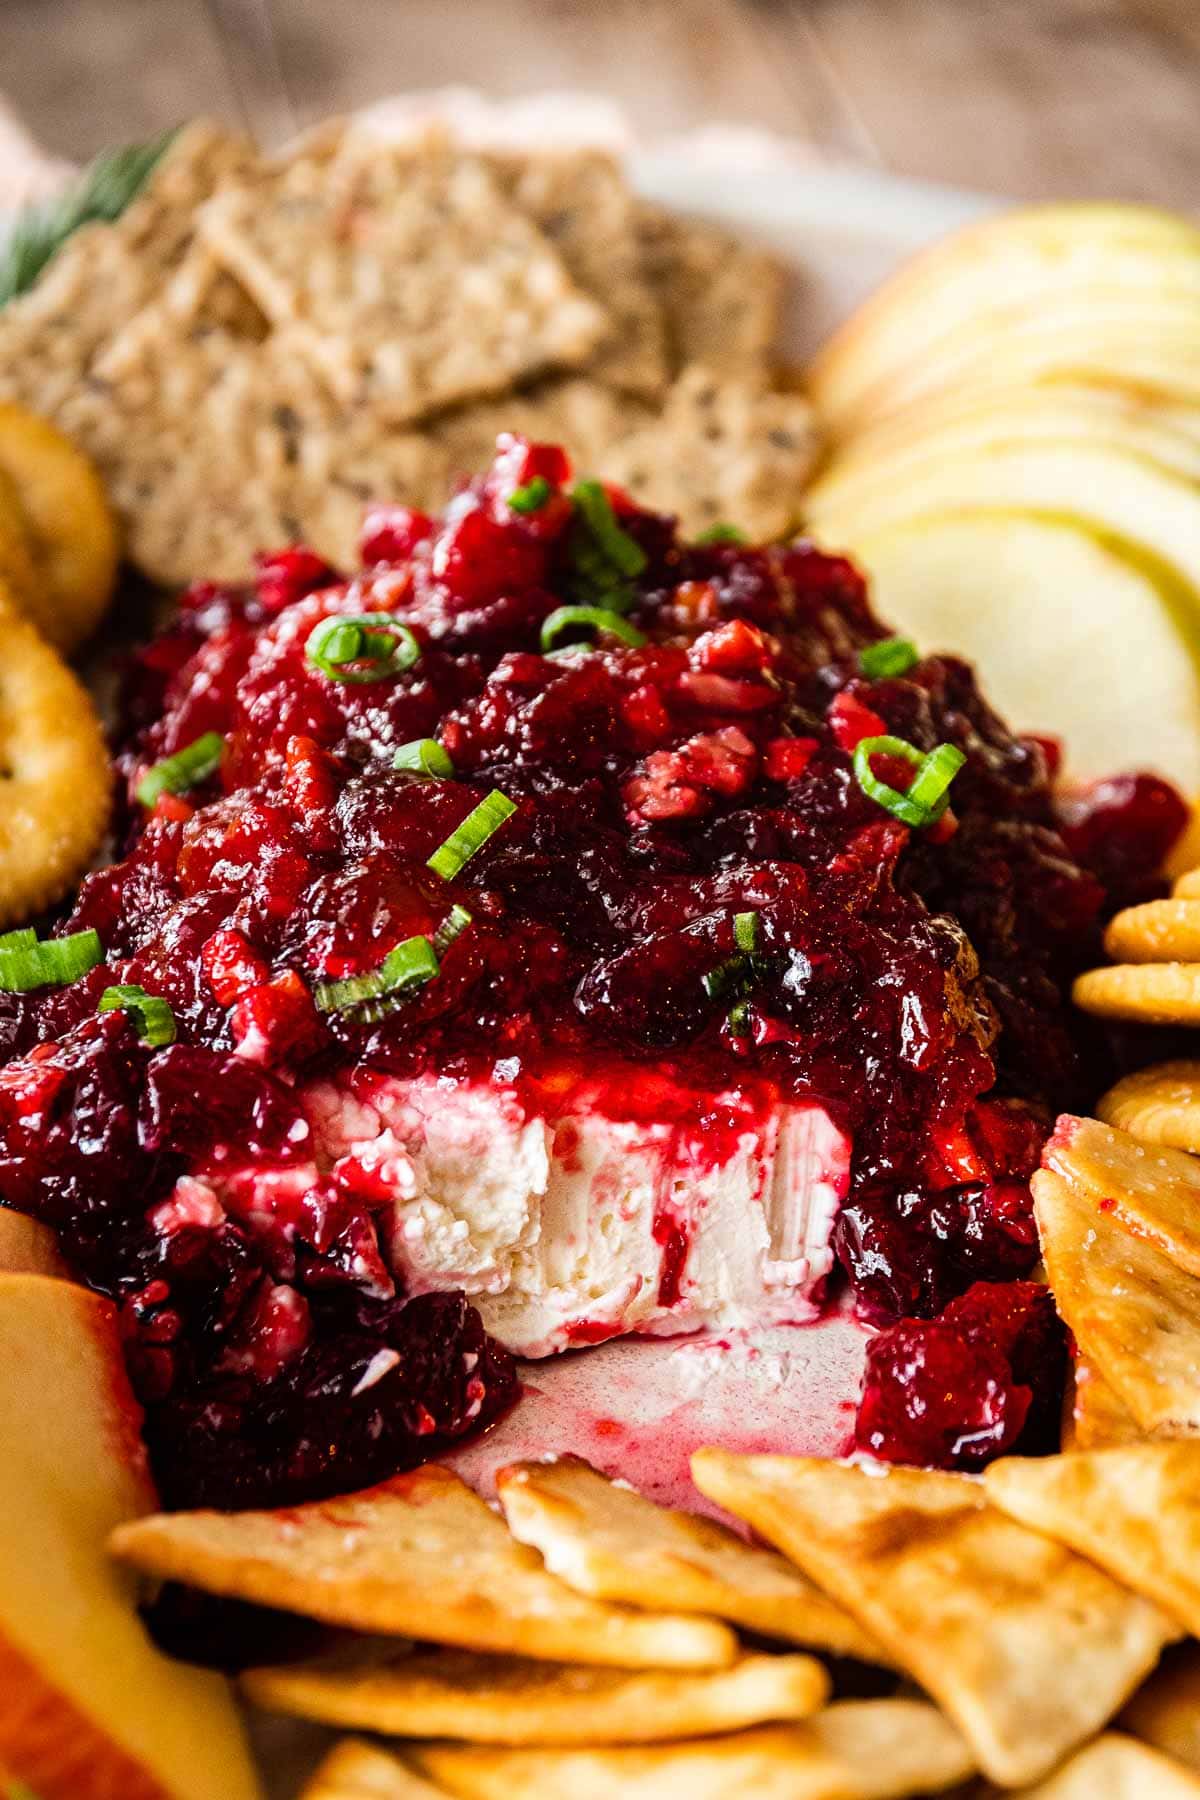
(0, 437, 1183, 1500)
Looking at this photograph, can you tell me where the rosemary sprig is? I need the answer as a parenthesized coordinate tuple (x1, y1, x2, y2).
(0, 127, 179, 306)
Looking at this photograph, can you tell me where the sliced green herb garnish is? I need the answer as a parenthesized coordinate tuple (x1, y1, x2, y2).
(306, 613, 421, 685)
(540, 605, 647, 654)
(136, 731, 225, 808)
(432, 904, 473, 954)
(393, 738, 455, 778)
(0, 928, 103, 993)
(507, 475, 552, 514)
(566, 477, 647, 612)
(98, 984, 176, 1047)
(733, 911, 759, 954)
(859, 636, 919, 680)
(853, 735, 966, 828)
(427, 791, 517, 883)
(696, 522, 746, 545)
(314, 936, 440, 1016)
(727, 999, 752, 1037)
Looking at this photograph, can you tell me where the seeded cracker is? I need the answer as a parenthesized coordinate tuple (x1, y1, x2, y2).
(637, 203, 785, 377)
(488, 151, 670, 399)
(197, 137, 609, 424)
(110, 1465, 737, 1669)
(495, 1457, 886, 1662)
(691, 1449, 1173, 1787)
(431, 378, 650, 487)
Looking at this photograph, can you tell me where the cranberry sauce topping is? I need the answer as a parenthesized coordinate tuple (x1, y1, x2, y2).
(0, 436, 1183, 1497)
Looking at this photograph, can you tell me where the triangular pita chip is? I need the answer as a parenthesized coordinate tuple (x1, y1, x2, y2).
(410, 1700, 973, 1800)
(1006, 1732, 1200, 1797)
(243, 1642, 827, 1745)
(691, 1449, 1172, 1788)
(1064, 1354, 1151, 1450)
(1122, 1644, 1200, 1772)
(110, 1466, 736, 1669)
(1033, 1167, 1200, 1433)
(985, 1441, 1200, 1637)
(303, 1739, 452, 1798)
(1045, 1114, 1200, 1274)
(495, 1457, 885, 1662)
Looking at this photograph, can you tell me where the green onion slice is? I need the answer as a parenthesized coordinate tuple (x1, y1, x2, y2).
(136, 732, 225, 808)
(306, 613, 421, 685)
(393, 738, 455, 778)
(427, 791, 517, 883)
(540, 605, 647, 653)
(507, 475, 552, 515)
(733, 911, 759, 953)
(98, 984, 177, 1047)
(853, 735, 966, 828)
(571, 480, 647, 578)
(433, 904, 473, 954)
(314, 936, 440, 1016)
(728, 999, 752, 1037)
(696, 522, 746, 546)
(859, 636, 919, 680)
(0, 928, 103, 993)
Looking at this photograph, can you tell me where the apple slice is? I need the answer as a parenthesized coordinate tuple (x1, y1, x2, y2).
(0, 1209, 66, 1277)
(810, 202, 1200, 433)
(844, 512, 1200, 789)
(0, 1273, 261, 1800)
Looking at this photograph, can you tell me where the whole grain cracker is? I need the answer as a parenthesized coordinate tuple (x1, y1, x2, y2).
(1099, 1061, 1200, 1155)
(599, 365, 819, 540)
(110, 1465, 738, 1670)
(691, 1449, 1173, 1789)
(495, 1457, 885, 1662)
(430, 378, 650, 490)
(637, 203, 785, 377)
(243, 1643, 828, 1745)
(1044, 1113, 1200, 1276)
(198, 138, 608, 424)
(1033, 1166, 1200, 1436)
(1073, 962, 1200, 1024)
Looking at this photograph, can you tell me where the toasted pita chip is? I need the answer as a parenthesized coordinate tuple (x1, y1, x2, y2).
(303, 1738, 451, 1798)
(244, 1642, 827, 1745)
(494, 1457, 884, 1662)
(691, 1450, 1172, 1788)
(1176, 868, 1200, 900)
(1106, 900, 1200, 965)
(985, 1441, 1200, 1638)
(110, 1466, 736, 1670)
(1044, 1114, 1200, 1276)
(1007, 1732, 1200, 1796)
(636, 205, 784, 377)
(600, 365, 818, 540)
(1073, 963, 1200, 1024)
(199, 139, 606, 424)
(410, 1699, 973, 1800)
(1098, 1063, 1200, 1157)
(1122, 1644, 1200, 1772)
(1064, 1354, 1151, 1450)
(1033, 1167, 1200, 1434)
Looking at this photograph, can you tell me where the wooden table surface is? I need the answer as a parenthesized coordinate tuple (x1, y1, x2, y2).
(6, 0, 1200, 209)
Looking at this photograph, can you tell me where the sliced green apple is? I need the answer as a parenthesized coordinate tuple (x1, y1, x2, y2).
(846, 510, 1200, 789)
(810, 203, 1200, 434)
(0, 1273, 262, 1800)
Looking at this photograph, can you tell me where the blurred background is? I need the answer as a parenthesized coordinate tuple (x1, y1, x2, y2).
(6, 0, 1200, 207)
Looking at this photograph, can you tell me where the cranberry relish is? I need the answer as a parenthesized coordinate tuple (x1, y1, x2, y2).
(0, 437, 1185, 1502)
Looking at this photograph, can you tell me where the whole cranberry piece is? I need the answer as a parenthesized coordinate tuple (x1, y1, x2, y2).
(360, 504, 436, 567)
(1056, 773, 1188, 909)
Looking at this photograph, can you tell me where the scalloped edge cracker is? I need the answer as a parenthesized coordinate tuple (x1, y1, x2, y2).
(243, 1643, 828, 1746)
(691, 1449, 1172, 1788)
(985, 1441, 1200, 1638)
(1044, 1113, 1200, 1276)
(495, 1456, 885, 1662)
(110, 1465, 737, 1670)
(1099, 1062, 1200, 1156)
(1073, 962, 1200, 1024)
(1033, 1165, 1200, 1434)
(1106, 899, 1200, 964)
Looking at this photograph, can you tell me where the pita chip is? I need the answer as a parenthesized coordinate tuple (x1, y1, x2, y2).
(1122, 1644, 1200, 1772)
(302, 1739, 451, 1798)
(1004, 1732, 1200, 1797)
(1044, 1114, 1200, 1276)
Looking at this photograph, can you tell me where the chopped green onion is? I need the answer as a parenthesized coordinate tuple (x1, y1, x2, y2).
(433, 904, 473, 954)
(314, 936, 440, 1016)
(859, 636, 919, 680)
(393, 738, 455, 778)
(540, 605, 647, 653)
(427, 791, 517, 882)
(136, 732, 225, 808)
(507, 476, 552, 514)
(852, 735, 965, 828)
(305, 613, 421, 685)
(733, 911, 759, 954)
(98, 984, 177, 1047)
(728, 1000, 752, 1037)
(696, 522, 746, 545)
(0, 927, 103, 993)
(702, 958, 740, 1001)
(571, 480, 647, 578)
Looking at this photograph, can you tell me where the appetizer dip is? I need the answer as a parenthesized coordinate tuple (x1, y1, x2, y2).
(0, 438, 1182, 1508)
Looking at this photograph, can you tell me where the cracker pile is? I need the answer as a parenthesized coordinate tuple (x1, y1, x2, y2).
(0, 120, 818, 589)
(107, 1413, 1200, 1796)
